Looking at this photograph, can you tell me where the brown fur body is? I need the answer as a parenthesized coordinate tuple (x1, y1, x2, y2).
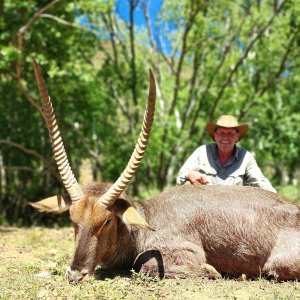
(69, 183, 300, 281)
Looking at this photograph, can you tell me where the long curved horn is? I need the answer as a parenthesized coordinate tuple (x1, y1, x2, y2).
(32, 58, 84, 202)
(100, 70, 156, 206)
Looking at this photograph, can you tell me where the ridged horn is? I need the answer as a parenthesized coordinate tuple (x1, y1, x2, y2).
(32, 58, 84, 202)
(99, 69, 156, 206)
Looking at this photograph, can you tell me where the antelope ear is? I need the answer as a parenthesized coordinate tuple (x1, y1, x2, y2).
(119, 206, 155, 231)
(115, 199, 154, 231)
(28, 194, 72, 214)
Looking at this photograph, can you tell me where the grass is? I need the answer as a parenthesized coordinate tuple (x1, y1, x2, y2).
(277, 185, 300, 205)
(0, 226, 300, 299)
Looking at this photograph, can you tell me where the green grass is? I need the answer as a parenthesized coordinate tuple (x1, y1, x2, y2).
(277, 185, 300, 204)
(0, 226, 300, 299)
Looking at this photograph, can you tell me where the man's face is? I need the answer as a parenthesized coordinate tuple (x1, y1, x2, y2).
(214, 127, 240, 153)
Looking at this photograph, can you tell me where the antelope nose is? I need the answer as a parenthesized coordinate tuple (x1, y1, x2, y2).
(66, 267, 80, 283)
(66, 267, 90, 283)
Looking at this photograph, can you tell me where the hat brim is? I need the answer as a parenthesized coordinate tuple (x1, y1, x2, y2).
(206, 122, 248, 141)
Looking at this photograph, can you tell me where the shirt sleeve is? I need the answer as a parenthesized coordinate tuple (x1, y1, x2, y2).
(176, 147, 203, 185)
(245, 152, 277, 193)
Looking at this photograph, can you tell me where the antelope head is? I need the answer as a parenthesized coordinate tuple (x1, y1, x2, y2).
(29, 59, 156, 282)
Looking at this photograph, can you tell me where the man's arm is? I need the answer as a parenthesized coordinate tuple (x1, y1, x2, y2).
(176, 146, 207, 185)
(245, 152, 277, 193)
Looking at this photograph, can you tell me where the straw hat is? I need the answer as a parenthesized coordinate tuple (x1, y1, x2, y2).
(205, 115, 248, 141)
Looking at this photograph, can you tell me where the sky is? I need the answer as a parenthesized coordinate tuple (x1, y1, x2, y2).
(116, 0, 163, 26)
(115, 0, 171, 54)
(79, 0, 171, 54)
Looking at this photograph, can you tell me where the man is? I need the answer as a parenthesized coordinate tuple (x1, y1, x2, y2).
(177, 115, 276, 193)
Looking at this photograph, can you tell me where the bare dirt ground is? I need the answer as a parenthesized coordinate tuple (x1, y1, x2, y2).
(0, 226, 300, 299)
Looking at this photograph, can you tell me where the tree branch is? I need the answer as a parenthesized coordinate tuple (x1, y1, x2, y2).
(239, 27, 300, 119)
(0, 140, 51, 166)
(189, 16, 247, 137)
(16, 0, 63, 116)
(157, 0, 202, 188)
(18, 0, 62, 35)
(206, 0, 288, 124)
(0, 140, 61, 182)
(100, 12, 124, 79)
(40, 13, 100, 36)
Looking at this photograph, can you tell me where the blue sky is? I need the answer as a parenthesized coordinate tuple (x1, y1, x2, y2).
(116, 0, 171, 54)
(79, 0, 171, 54)
(116, 0, 163, 26)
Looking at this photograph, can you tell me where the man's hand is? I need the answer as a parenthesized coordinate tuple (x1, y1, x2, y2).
(188, 170, 209, 185)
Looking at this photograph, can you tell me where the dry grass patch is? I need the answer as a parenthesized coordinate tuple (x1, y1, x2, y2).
(0, 226, 299, 299)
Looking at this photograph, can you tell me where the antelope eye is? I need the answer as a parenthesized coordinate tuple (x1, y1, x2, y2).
(105, 218, 112, 226)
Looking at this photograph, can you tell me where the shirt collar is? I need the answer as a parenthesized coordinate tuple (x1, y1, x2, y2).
(213, 144, 241, 162)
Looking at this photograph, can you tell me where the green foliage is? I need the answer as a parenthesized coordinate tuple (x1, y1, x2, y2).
(0, 0, 300, 224)
(278, 185, 300, 204)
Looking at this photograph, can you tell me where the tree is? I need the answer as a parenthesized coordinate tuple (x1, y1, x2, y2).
(1, 0, 300, 224)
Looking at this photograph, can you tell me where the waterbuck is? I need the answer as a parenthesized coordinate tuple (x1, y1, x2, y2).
(29, 60, 300, 282)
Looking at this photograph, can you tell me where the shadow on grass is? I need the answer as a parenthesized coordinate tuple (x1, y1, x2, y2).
(94, 250, 165, 281)
(94, 268, 132, 281)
